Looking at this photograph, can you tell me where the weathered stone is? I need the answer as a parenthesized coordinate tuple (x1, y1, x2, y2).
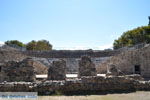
(0, 58, 36, 82)
(78, 56, 96, 77)
(0, 75, 150, 94)
(125, 74, 144, 81)
(23, 50, 119, 58)
(0, 49, 27, 63)
(106, 64, 123, 76)
(98, 44, 150, 79)
(48, 59, 66, 80)
(32, 59, 48, 74)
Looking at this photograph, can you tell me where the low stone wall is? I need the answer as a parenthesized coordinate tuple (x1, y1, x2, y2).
(22, 50, 119, 58)
(0, 82, 35, 92)
(0, 75, 149, 95)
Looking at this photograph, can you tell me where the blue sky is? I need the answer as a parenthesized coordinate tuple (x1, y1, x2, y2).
(0, 0, 150, 50)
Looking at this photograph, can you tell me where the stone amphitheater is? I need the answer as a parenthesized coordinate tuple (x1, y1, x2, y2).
(1, 44, 150, 95)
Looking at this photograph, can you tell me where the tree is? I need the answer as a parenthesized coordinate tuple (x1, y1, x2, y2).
(26, 40, 52, 51)
(5, 40, 25, 47)
(26, 40, 37, 50)
(113, 26, 150, 49)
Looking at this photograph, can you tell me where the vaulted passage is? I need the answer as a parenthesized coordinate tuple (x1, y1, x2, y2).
(0, 66, 1, 72)
(134, 65, 141, 74)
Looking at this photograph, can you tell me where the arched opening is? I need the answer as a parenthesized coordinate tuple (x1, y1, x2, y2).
(0, 66, 1, 72)
(134, 65, 141, 74)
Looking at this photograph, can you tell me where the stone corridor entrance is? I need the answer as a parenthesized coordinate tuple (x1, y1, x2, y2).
(134, 65, 141, 74)
(0, 66, 1, 72)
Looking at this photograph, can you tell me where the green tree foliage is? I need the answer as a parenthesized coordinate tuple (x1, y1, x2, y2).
(26, 40, 37, 50)
(5, 40, 25, 47)
(26, 40, 52, 51)
(113, 26, 150, 49)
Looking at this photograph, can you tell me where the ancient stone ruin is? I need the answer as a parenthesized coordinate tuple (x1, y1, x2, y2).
(0, 58, 36, 82)
(0, 75, 148, 95)
(97, 44, 150, 79)
(78, 56, 96, 77)
(48, 59, 66, 80)
(106, 64, 123, 76)
(0, 57, 48, 82)
(1, 44, 150, 95)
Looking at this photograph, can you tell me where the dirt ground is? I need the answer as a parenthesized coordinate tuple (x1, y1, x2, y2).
(0, 91, 150, 100)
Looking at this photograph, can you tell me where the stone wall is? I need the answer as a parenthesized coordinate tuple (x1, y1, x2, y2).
(0, 56, 108, 82)
(32, 57, 110, 74)
(0, 49, 27, 63)
(48, 59, 66, 80)
(78, 56, 96, 77)
(0, 58, 45, 82)
(0, 46, 113, 74)
(32, 60, 48, 74)
(22, 50, 119, 58)
(0, 75, 149, 95)
(97, 44, 150, 78)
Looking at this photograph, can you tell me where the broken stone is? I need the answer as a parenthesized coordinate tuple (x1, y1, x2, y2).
(106, 64, 123, 76)
(48, 59, 66, 80)
(78, 56, 96, 77)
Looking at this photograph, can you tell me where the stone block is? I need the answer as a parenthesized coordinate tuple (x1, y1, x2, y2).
(78, 56, 96, 77)
(48, 59, 66, 80)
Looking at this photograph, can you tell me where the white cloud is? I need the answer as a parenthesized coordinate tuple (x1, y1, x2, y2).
(97, 43, 113, 50)
(54, 46, 89, 50)
(0, 41, 4, 44)
(0, 41, 4, 46)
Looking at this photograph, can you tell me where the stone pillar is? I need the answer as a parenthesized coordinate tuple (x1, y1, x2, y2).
(78, 56, 96, 77)
(0, 64, 4, 82)
(48, 59, 66, 80)
(0, 58, 36, 82)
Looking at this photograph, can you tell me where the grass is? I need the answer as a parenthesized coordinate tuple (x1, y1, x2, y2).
(37, 91, 150, 100)
(0, 91, 150, 100)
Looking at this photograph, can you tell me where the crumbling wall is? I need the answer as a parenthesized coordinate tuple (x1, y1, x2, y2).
(32, 57, 109, 74)
(78, 56, 96, 77)
(97, 44, 150, 78)
(32, 60, 48, 74)
(0, 49, 27, 63)
(0, 75, 148, 94)
(22, 50, 119, 58)
(0, 58, 36, 82)
(0, 46, 113, 74)
(48, 59, 66, 80)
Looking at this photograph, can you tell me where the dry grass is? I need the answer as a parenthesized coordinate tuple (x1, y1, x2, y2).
(0, 91, 150, 100)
